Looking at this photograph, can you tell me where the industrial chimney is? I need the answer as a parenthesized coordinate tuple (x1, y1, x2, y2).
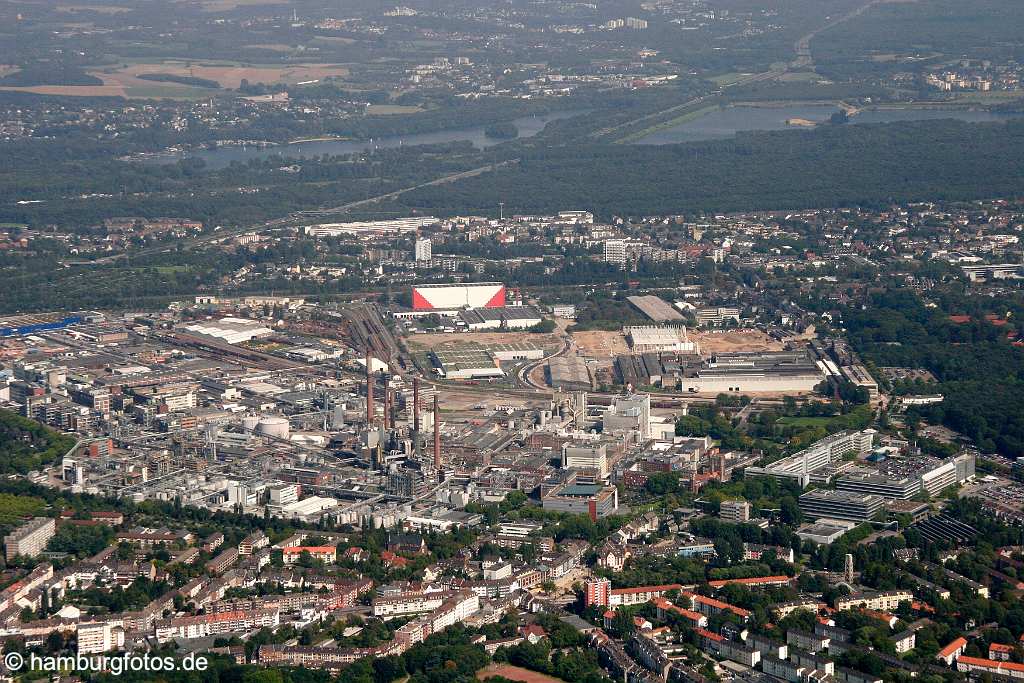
(413, 377, 421, 433)
(365, 351, 374, 425)
(433, 394, 441, 470)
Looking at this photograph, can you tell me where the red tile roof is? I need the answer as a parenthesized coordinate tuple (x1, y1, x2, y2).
(611, 583, 682, 595)
(959, 656, 1024, 673)
(937, 637, 967, 658)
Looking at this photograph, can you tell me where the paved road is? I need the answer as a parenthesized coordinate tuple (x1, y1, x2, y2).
(792, 0, 891, 69)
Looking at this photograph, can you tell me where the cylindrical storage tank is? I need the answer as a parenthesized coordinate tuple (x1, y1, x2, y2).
(257, 416, 290, 439)
(242, 415, 260, 433)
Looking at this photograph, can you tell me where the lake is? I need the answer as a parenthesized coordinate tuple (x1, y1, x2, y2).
(634, 104, 1021, 145)
(150, 110, 587, 168)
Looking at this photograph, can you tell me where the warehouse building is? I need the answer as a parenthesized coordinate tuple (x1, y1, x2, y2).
(458, 306, 543, 330)
(180, 317, 273, 345)
(680, 351, 823, 394)
(430, 349, 504, 380)
(411, 283, 505, 311)
(549, 356, 594, 391)
(627, 296, 684, 322)
(799, 489, 885, 523)
(487, 343, 546, 362)
(624, 326, 699, 353)
(840, 365, 879, 399)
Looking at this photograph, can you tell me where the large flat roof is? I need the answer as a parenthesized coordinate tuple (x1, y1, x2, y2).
(627, 295, 684, 322)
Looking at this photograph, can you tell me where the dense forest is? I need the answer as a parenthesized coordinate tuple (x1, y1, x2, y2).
(0, 409, 76, 475)
(844, 290, 1024, 457)
(396, 119, 1024, 217)
(811, 0, 1024, 80)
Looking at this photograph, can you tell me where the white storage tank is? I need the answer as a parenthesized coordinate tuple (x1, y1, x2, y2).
(257, 416, 290, 439)
(242, 415, 260, 433)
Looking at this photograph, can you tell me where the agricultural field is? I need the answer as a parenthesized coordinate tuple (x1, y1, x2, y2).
(93, 61, 351, 91)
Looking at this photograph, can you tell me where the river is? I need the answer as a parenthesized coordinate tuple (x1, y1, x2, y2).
(634, 104, 1021, 145)
(147, 110, 587, 168)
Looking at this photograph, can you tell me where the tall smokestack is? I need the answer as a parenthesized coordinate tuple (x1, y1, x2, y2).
(384, 388, 392, 429)
(413, 377, 420, 433)
(366, 351, 374, 425)
(433, 395, 441, 470)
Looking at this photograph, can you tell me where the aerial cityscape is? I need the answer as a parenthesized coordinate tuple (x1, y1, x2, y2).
(0, 1, 1023, 683)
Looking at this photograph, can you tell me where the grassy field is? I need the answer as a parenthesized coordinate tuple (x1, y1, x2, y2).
(365, 104, 425, 115)
(617, 104, 721, 143)
(776, 416, 833, 427)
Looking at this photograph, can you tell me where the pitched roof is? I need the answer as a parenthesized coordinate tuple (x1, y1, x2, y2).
(937, 636, 967, 658)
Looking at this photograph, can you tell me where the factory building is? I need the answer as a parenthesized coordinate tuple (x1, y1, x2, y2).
(542, 483, 618, 521)
(562, 443, 609, 477)
(840, 365, 878, 399)
(602, 394, 656, 439)
(548, 356, 594, 391)
(180, 317, 273, 345)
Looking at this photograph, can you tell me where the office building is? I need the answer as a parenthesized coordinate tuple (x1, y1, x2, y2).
(745, 430, 875, 487)
(835, 472, 921, 500)
(799, 489, 885, 523)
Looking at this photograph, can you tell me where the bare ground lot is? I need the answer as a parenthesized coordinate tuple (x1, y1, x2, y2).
(571, 330, 631, 358)
(478, 665, 566, 683)
(570, 328, 783, 359)
(693, 329, 785, 354)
